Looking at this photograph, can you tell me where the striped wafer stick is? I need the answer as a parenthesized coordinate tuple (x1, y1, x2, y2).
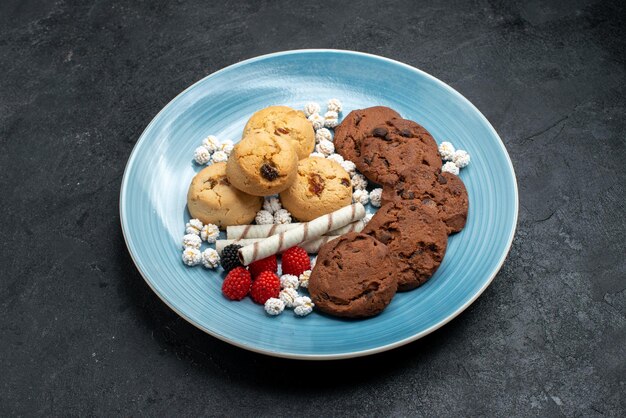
(226, 220, 365, 240)
(237, 203, 365, 265)
(216, 235, 339, 254)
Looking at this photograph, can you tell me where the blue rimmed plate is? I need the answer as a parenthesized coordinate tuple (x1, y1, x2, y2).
(120, 50, 518, 360)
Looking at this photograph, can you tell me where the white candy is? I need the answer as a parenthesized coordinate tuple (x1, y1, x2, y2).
(263, 196, 282, 214)
(315, 128, 333, 143)
(308, 113, 325, 130)
(201, 248, 220, 269)
(298, 270, 311, 289)
(363, 212, 374, 224)
(211, 150, 228, 163)
(279, 288, 299, 308)
(274, 208, 292, 225)
(351, 173, 368, 190)
(453, 149, 470, 168)
(264, 298, 285, 316)
(219, 140, 234, 155)
(280, 274, 299, 290)
(255, 210, 274, 225)
(327, 98, 342, 113)
(323, 111, 339, 128)
(315, 139, 335, 156)
(326, 153, 344, 164)
(340, 160, 357, 177)
(304, 102, 321, 117)
(185, 218, 203, 235)
(202, 135, 220, 153)
(352, 189, 369, 205)
(193, 146, 211, 165)
(293, 296, 314, 316)
(309, 152, 326, 159)
(200, 223, 220, 243)
(438, 141, 456, 161)
(369, 188, 383, 207)
(442, 161, 460, 175)
(182, 248, 202, 266)
(182, 233, 202, 249)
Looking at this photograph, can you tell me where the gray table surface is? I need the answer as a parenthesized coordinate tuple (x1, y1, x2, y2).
(1, 0, 624, 416)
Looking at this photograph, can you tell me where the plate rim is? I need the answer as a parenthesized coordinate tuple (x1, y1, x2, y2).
(119, 49, 519, 360)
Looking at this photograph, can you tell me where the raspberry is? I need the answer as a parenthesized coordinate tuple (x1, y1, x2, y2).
(221, 244, 243, 272)
(221, 267, 251, 301)
(281, 246, 311, 276)
(250, 271, 280, 304)
(248, 255, 278, 278)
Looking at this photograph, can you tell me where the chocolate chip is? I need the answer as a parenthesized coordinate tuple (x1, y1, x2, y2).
(203, 179, 217, 189)
(400, 129, 412, 137)
(372, 127, 388, 138)
(308, 173, 325, 196)
(437, 174, 448, 184)
(363, 157, 372, 165)
(409, 249, 424, 258)
(341, 178, 350, 187)
(407, 191, 415, 199)
(260, 163, 279, 181)
(378, 230, 392, 244)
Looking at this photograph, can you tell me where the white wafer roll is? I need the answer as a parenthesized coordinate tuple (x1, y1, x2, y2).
(216, 235, 339, 254)
(227, 220, 365, 239)
(217, 239, 261, 254)
(326, 220, 365, 236)
(227, 224, 296, 240)
(237, 203, 365, 265)
(299, 236, 339, 253)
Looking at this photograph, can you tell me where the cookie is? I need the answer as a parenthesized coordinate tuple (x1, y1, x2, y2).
(363, 201, 448, 291)
(243, 105, 315, 160)
(308, 232, 397, 318)
(279, 157, 352, 221)
(380, 166, 469, 234)
(334, 106, 401, 164)
(226, 129, 298, 196)
(187, 162, 263, 228)
(357, 118, 442, 184)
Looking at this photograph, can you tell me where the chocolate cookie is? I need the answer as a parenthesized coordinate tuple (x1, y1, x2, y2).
(308, 232, 398, 318)
(380, 166, 469, 234)
(363, 201, 448, 291)
(357, 118, 442, 184)
(334, 106, 401, 164)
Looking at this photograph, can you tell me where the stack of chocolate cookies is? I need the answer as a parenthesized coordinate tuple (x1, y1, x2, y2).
(308, 107, 469, 318)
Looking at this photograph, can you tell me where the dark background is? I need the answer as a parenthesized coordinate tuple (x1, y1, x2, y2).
(1, 0, 624, 416)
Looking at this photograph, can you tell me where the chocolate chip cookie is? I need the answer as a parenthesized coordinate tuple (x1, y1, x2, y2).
(363, 201, 448, 291)
(243, 105, 315, 160)
(357, 118, 442, 184)
(225, 128, 298, 196)
(187, 162, 263, 228)
(334, 106, 401, 164)
(381, 166, 469, 234)
(308, 232, 398, 318)
(280, 156, 352, 221)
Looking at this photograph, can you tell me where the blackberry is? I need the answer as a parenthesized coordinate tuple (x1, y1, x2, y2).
(221, 244, 243, 273)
